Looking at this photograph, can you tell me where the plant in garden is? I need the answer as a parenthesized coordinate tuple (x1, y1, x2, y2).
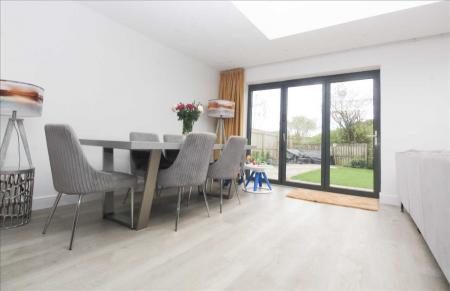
(171, 101, 203, 134)
(246, 152, 268, 165)
(349, 159, 368, 169)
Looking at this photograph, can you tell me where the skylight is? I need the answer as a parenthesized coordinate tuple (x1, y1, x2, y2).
(232, 1, 438, 40)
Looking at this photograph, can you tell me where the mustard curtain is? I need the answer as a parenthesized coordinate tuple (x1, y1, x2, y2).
(218, 68, 244, 138)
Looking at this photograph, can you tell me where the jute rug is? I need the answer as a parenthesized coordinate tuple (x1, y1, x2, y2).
(287, 188, 379, 211)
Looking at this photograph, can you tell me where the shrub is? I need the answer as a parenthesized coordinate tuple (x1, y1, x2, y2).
(253, 151, 267, 164)
(349, 159, 367, 169)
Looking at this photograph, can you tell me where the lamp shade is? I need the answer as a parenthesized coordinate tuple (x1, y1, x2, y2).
(0, 79, 44, 118)
(207, 99, 235, 119)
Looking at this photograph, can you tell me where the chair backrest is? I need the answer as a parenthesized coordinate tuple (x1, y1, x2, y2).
(130, 132, 159, 175)
(214, 136, 247, 179)
(45, 124, 99, 194)
(163, 134, 185, 163)
(163, 134, 185, 143)
(169, 133, 216, 186)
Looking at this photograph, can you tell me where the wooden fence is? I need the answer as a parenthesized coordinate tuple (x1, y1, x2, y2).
(251, 129, 372, 168)
(331, 143, 368, 166)
(251, 129, 279, 161)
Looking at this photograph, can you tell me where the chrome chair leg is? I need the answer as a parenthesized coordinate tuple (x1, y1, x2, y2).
(42, 192, 63, 235)
(204, 180, 209, 195)
(234, 180, 241, 204)
(220, 179, 223, 214)
(201, 184, 210, 217)
(130, 188, 134, 229)
(122, 188, 130, 204)
(175, 187, 182, 232)
(69, 194, 83, 250)
(187, 186, 192, 207)
(156, 186, 162, 198)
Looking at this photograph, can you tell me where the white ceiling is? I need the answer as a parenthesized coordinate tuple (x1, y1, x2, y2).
(84, 1, 450, 70)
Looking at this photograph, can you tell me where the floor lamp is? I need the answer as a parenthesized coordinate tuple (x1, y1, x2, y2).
(0, 79, 44, 168)
(207, 99, 235, 144)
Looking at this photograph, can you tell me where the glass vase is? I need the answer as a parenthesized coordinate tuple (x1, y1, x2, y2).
(182, 119, 194, 135)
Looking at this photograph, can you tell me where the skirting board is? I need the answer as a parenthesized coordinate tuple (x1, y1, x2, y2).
(32, 192, 104, 210)
(379, 192, 401, 206)
(31, 190, 402, 210)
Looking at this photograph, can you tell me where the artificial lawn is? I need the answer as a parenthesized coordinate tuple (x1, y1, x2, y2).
(291, 166, 374, 190)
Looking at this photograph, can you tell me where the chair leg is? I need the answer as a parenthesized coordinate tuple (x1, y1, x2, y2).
(234, 180, 241, 204)
(69, 194, 83, 250)
(204, 179, 209, 195)
(220, 179, 223, 214)
(156, 187, 162, 198)
(122, 188, 130, 204)
(175, 187, 182, 232)
(187, 186, 192, 207)
(42, 192, 63, 235)
(130, 188, 135, 229)
(201, 184, 210, 217)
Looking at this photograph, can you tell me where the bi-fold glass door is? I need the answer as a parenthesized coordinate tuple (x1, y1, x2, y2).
(248, 70, 380, 198)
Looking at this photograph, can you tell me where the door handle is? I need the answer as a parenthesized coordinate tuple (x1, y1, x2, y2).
(366, 130, 378, 146)
(367, 130, 378, 146)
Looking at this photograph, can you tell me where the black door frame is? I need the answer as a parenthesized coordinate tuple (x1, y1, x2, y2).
(247, 70, 381, 198)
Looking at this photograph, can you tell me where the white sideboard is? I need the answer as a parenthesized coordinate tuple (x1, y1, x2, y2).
(396, 151, 450, 282)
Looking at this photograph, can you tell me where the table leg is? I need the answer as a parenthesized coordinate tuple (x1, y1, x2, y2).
(135, 149, 161, 230)
(254, 173, 259, 192)
(245, 171, 255, 188)
(103, 148, 114, 217)
(262, 172, 272, 190)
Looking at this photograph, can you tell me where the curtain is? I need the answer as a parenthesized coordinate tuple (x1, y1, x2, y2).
(218, 68, 244, 138)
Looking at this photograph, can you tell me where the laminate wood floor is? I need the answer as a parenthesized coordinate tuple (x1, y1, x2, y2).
(1, 185, 449, 291)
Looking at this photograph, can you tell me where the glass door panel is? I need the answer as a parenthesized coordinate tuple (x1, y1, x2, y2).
(250, 89, 281, 180)
(329, 79, 374, 192)
(286, 84, 323, 185)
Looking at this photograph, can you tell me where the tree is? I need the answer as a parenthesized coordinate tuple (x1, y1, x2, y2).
(331, 84, 371, 143)
(288, 116, 317, 143)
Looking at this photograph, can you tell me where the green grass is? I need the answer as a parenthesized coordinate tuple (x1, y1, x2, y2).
(291, 167, 373, 190)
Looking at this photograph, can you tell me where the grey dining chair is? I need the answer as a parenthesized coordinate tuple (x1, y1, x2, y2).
(163, 134, 185, 164)
(157, 133, 216, 231)
(162, 134, 188, 200)
(43, 124, 137, 250)
(206, 136, 247, 213)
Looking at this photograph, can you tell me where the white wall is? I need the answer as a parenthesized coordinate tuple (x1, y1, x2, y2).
(0, 1, 219, 209)
(245, 35, 450, 205)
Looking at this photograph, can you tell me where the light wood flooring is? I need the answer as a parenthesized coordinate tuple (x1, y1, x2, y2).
(1, 185, 449, 290)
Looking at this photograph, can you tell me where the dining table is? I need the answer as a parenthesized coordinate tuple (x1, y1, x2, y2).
(79, 138, 255, 230)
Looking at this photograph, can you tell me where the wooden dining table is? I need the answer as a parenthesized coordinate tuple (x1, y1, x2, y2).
(80, 138, 254, 230)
